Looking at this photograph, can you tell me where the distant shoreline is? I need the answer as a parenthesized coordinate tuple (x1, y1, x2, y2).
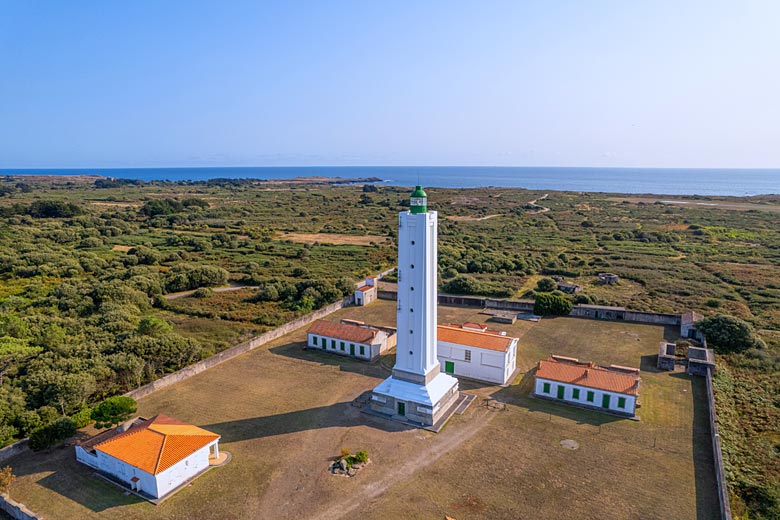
(3, 166, 779, 195)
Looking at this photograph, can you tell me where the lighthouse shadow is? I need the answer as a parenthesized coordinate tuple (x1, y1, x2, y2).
(269, 340, 394, 380)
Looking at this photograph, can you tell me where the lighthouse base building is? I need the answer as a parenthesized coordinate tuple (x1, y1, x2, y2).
(370, 366, 460, 427)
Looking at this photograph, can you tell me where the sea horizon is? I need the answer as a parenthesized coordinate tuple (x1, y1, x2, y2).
(3, 165, 780, 196)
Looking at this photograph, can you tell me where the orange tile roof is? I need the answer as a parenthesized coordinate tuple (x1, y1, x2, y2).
(93, 414, 219, 475)
(308, 319, 379, 343)
(356, 285, 374, 292)
(536, 358, 640, 396)
(437, 325, 516, 352)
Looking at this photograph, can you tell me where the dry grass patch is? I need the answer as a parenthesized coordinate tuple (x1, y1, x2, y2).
(280, 232, 388, 246)
(111, 245, 133, 252)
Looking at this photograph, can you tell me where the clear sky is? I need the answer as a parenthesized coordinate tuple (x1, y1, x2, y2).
(1, 1, 778, 168)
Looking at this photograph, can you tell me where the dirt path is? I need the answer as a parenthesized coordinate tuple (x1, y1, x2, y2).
(163, 283, 252, 300)
(445, 214, 500, 222)
(613, 197, 780, 213)
(527, 193, 550, 214)
(316, 404, 496, 520)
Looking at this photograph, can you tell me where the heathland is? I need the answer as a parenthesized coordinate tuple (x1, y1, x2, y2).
(0, 176, 778, 516)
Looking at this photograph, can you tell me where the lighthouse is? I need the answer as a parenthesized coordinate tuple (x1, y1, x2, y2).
(369, 186, 460, 427)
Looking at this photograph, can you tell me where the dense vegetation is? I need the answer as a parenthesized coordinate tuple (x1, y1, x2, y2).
(0, 175, 778, 516)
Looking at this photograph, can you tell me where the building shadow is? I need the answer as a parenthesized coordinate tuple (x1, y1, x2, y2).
(640, 354, 664, 373)
(203, 399, 414, 444)
(689, 375, 721, 520)
(8, 444, 144, 513)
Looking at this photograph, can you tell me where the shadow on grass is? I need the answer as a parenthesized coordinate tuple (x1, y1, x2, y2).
(203, 399, 414, 443)
(689, 375, 721, 520)
(640, 354, 664, 373)
(9, 444, 144, 513)
(269, 340, 393, 380)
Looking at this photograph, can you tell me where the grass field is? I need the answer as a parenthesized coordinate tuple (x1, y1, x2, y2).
(5, 300, 718, 519)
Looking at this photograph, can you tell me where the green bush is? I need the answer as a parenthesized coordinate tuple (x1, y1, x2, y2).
(91, 396, 137, 429)
(354, 449, 369, 463)
(28, 418, 76, 451)
(536, 278, 557, 292)
(534, 293, 573, 316)
(70, 407, 93, 428)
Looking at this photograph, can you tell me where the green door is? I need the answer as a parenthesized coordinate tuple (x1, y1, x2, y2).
(556, 385, 565, 399)
(602, 394, 610, 408)
(398, 402, 406, 416)
(444, 361, 455, 374)
(350, 344, 355, 356)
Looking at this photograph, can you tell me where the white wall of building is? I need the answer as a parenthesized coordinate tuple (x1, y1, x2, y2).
(437, 339, 517, 385)
(307, 333, 378, 360)
(94, 450, 159, 497)
(155, 442, 214, 498)
(534, 377, 637, 416)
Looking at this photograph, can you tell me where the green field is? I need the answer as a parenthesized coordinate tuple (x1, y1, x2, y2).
(5, 300, 717, 519)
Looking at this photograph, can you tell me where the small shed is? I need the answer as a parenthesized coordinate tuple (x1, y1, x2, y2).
(687, 346, 715, 376)
(598, 273, 620, 285)
(657, 342, 678, 371)
(557, 282, 582, 294)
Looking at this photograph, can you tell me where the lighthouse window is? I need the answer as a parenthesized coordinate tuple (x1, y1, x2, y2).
(409, 330, 413, 334)
(411, 241, 415, 245)
(410, 308, 413, 312)
(410, 264, 414, 269)
(410, 287, 414, 291)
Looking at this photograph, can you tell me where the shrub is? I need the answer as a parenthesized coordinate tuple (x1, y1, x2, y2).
(706, 299, 721, 308)
(340, 447, 350, 458)
(536, 278, 557, 292)
(193, 287, 213, 298)
(696, 314, 765, 354)
(534, 293, 573, 316)
(0, 466, 14, 494)
(28, 418, 76, 451)
(354, 449, 369, 463)
(70, 407, 93, 429)
(91, 396, 137, 429)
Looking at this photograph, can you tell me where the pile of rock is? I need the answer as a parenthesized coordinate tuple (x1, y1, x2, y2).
(329, 457, 371, 477)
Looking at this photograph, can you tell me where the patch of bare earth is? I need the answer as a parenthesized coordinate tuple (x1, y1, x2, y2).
(445, 214, 500, 222)
(111, 245, 133, 252)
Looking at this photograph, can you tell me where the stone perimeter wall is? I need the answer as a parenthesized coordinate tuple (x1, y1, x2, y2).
(0, 493, 42, 520)
(124, 295, 352, 401)
(0, 440, 28, 465)
(706, 368, 733, 520)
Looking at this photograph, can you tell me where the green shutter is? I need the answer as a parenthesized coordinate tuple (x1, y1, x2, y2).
(556, 385, 565, 399)
(572, 388, 580, 399)
(360, 345, 365, 356)
(340, 341, 345, 351)
(618, 397, 626, 409)
(602, 394, 610, 408)
(312, 336, 317, 345)
(543, 382, 550, 393)
(331, 340, 336, 349)
(587, 391, 594, 402)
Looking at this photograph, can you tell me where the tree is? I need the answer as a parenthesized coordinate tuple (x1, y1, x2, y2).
(0, 337, 41, 385)
(696, 314, 766, 354)
(137, 316, 173, 337)
(534, 293, 573, 316)
(28, 418, 76, 451)
(536, 278, 557, 292)
(0, 466, 15, 494)
(91, 396, 137, 429)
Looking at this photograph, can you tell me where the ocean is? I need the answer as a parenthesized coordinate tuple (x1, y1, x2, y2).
(4, 166, 780, 196)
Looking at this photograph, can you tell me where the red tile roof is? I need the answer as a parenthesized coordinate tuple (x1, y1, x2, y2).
(93, 414, 219, 475)
(536, 358, 640, 396)
(356, 285, 374, 292)
(308, 319, 379, 344)
(437, 325, 516, 352)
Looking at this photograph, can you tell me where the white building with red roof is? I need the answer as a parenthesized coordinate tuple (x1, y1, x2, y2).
(307, 319, 395, 361)
(437, 325, 518, 385)
(354, 276, 377, 306)
(75, 414, 221, 500)
(534, 356, 641, 417)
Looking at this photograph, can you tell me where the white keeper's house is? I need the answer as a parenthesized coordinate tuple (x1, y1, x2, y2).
(534, 356, 641, 417)
(437, 324, 518, 385)
(307, 319, 395, 361)
(75, 414, 221, 500)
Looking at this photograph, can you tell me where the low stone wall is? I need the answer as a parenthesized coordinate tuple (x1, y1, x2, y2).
(0, 493, 42, 520)
(706, 368, 733, 520)
(0, 440, 28, 465)
(125, 296, 352, 401)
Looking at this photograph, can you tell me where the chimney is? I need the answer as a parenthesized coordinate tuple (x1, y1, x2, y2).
(584, 369, 589, 378)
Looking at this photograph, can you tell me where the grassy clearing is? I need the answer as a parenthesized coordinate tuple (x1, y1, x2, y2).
(280, 232, 389, 246)
(6, 300, 716, 519)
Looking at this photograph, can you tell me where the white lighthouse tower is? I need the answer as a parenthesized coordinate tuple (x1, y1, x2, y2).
(370, 186, 460, 427)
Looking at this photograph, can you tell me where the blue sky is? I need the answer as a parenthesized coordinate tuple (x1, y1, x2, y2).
(1, 1, 778, 168)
